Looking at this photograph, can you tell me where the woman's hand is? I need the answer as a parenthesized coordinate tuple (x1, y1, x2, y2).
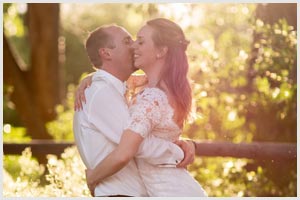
(126, 74, 147, 90)
(85, 169, 97, 197)
(74, 75, 93, 111)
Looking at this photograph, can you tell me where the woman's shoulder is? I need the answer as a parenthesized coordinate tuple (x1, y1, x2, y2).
(138, 87, 168, 104)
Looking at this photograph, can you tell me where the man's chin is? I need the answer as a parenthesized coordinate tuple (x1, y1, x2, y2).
(132, 66, 139, 72)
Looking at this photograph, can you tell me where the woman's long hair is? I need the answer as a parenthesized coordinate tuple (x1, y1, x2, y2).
(147, 18, 192, 127)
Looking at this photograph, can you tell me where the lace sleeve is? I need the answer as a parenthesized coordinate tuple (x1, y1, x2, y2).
(126, 88, 165, 138)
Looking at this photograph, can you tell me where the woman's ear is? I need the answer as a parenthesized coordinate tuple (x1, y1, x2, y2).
(156, 46, 168, 59)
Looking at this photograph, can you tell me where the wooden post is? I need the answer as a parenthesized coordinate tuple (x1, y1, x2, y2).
(194, 141, 297, 160)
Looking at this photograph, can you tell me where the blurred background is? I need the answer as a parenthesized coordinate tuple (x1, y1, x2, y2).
(3, 3, 297, 197)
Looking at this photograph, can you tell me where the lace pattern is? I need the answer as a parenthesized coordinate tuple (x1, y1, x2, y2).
(126, 87, 181, 141)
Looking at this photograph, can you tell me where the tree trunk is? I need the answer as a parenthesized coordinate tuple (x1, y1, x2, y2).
(27, 3, 61, 122)
(3, 3, 61, 139)
(4, 36, 51, 139)
(256, 3, 297, 29)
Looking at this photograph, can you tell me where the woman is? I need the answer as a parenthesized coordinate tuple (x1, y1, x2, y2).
(83, 18, 207, 197)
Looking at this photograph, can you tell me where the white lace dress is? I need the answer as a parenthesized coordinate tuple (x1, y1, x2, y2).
(126, 87, 207, 197)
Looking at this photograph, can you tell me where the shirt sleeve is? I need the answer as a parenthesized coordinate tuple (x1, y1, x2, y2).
(125, 89, 163, 138)
(136, 135, 184, 167)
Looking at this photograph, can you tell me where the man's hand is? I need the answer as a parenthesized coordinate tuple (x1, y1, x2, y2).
(85, 169, 97, 197)
(173, 140, 196, 168)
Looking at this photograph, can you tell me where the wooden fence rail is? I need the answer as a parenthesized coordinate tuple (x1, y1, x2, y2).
(3, 140, 297, 161)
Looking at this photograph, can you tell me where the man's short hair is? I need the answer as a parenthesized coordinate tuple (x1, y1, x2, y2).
(85, 25, 116, 68)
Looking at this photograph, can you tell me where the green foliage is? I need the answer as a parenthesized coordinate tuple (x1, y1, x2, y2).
(3, 125, 31, 143)
(181, 5, 297, 197)
(4, 148, 296, 197)
(46, 84, 76, 141)
(184, 8, 296, 144)
(3, 147, 89, 197)
(3, 3, 30, 66)
(3, 148, 45, 196)
(190, 157, 296, 197)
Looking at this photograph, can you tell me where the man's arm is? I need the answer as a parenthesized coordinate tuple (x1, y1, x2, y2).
(136, 135, 196, 168)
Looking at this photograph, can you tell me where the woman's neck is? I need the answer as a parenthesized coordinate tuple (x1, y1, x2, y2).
(144, 62, 164, 87)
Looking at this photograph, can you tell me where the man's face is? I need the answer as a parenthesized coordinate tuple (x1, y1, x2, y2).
(106, 27, 137, 75)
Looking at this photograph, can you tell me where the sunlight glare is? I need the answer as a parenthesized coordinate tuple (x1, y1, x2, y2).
(241, 6, 249, 15)
(158, 4, 204, 29)
(48, 156, 58, 166)
(225, 96, 234, 104)
(200, 61, 210, 72)
(17, 3, 27, 14)
(3, 124, 11, 133)
(228, 111, 237, 121)
(200, 91, 207, 97)
(272, 87, 280, 98)
(201, 40, 214, 53)
(239, 50, 248, 60)
(284, 91, 290, 97)
(238, 191, 244, 197)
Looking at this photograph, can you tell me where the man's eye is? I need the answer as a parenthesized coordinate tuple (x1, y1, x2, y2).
(124, 39, 133, 45)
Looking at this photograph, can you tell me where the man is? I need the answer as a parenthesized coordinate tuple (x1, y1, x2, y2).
(73, 24, 196, 197)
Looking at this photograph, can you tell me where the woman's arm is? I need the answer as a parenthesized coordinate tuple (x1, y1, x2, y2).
(74, 73, 94, 111)
(86, 129, 144, 193)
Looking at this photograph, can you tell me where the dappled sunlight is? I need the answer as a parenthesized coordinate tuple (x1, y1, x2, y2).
(227, 111, 237, 121)
(4, 4, 26, 37)
(157, 4, 204, 29)
(3, 124, 11, 133)
(3, 2, 297, 197)
(238, 50, 248, 60)
(4, 147, 89, 197)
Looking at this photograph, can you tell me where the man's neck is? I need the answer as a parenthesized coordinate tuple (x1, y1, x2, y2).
(101, 65, 130, 82)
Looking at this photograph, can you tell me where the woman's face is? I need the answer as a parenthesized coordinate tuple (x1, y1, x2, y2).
(132, 25, 160, 70)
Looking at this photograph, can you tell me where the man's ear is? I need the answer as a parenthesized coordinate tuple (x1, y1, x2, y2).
(98, 48, 111, 59)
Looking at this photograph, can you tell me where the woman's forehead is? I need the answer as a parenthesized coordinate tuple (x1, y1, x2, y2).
(136, 25, 153, 38)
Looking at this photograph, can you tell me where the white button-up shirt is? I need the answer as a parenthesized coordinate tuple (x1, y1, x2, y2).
(73, 70, 184, 197)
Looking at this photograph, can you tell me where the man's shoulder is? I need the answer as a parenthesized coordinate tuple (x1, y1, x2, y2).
(91, 78, 110, 89)
(87, 79, 118, 100)
(89, 77, 115, 92)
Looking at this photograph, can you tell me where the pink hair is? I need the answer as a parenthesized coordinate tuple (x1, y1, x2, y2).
(147, 18, 192, 126)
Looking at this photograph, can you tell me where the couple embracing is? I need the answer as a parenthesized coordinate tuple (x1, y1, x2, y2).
(73, 17, 207, 197)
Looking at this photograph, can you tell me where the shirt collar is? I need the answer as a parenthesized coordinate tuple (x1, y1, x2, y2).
(93, 69, 127, 96)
